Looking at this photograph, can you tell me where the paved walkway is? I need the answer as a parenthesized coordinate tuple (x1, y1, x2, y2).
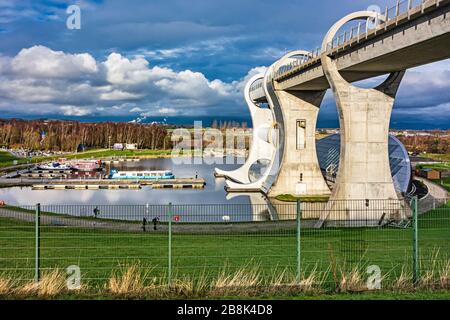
(0, 207, 301, 234)
(416, 177, 449, 213)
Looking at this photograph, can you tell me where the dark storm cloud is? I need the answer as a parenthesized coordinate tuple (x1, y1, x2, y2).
(0, 0, 448, 128)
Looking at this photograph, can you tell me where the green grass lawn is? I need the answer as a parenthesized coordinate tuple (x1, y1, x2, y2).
(0, 150, 28, 168)
(63, 149, 178, 160)
(0, 204, 448, 291)
(431, 177, 450, 192)
(0, 149, 192, 170)
(419, 153, 450, 162)
(0, 150, 59, 169)
(275, 194, 329, 203)
(417, 162, 450, 171)
(0, 151, 18, 163)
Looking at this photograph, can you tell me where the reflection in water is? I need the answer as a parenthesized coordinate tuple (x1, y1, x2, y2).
(0, 157, 288, 222)
(248, 159, 271, 183)
(226, 192, 274, 221)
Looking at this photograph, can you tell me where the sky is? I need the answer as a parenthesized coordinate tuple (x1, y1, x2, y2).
(0, 0, 449, 129)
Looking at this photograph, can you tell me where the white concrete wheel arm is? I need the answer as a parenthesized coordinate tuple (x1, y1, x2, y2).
(225, 50, 314, 193)
(214, 73, 273, 183)
(260, 50, 314, 192)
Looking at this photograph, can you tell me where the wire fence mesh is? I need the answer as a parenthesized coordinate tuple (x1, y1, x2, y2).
(0, 198, 448, 290)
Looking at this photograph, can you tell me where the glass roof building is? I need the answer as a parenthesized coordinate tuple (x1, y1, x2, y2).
(316, 134, 412, 195)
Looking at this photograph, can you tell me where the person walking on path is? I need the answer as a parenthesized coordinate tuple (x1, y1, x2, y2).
(142, 217, 147, 232)
(93, 206, 100, 218)
(152, 217, 160, 231)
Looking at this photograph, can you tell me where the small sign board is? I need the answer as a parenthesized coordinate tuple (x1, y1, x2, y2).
(295, 183, 307, 195)
(173, 215, 180, 222)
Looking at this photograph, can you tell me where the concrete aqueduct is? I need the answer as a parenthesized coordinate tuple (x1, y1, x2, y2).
(215, 0, 450, 222)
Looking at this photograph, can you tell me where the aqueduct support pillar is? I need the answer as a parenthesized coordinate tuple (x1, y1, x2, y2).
(317, 11, 406, 225)
(268, 90, 330, 197)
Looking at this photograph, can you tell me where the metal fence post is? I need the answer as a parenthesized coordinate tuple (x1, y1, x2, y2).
(412, 196, 420, 285)
(168, 202, 173, 287)
(35, 203, 41, 282)
(296, 199, 302, 284)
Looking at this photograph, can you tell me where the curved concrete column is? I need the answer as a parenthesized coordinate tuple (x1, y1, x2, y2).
(215, 74, 276, 185)
(318, 11, 406, 224)
(263, 50, 330, 197)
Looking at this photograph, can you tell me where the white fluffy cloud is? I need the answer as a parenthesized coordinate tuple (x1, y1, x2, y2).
(103, 53, 153, 85)
(11, 46, 98, 78)
(1, 45, 447, 124)
(60, 106, 92, 116)
(0, 45, 256, 118)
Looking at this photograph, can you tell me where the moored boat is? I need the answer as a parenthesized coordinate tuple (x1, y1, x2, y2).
(38, 162, 72, 171)
(109, 170, 175, 179)
(70, 160, 102, 172)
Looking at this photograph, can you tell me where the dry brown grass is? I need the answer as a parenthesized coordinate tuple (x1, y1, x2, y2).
(210, 265, 262, 296)
(173, 272, 210, 297)
(0, 276, 14, 295)
(299, 266, 328, 293)
(2, 260, 449, 298)
(18, 270, 66, 297)
(392, 267, 414, 291)
(417, 250, 448, 289)
(438, 260, 450, 289)
(338, 267, 367, 293)
(106, 263, 154, 296)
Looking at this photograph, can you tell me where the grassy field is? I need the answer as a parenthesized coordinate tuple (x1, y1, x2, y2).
(63, 149, 177, 160)
(417, 162, 450, 171)
(0, 203, 448, 293)
(419, 153, 450, 162)
(431, 177, 450, 192)
(415, 158, 450, 192)
(0, 151, 18, 163)
(0, 150, 36, 169)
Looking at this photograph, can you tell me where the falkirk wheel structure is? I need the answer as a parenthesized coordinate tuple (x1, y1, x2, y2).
(215, 2, 450, 222)
(215, 50, 330, 198)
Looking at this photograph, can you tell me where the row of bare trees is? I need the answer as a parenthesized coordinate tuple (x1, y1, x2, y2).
(397, 132, 450, 154)
(0, 119, 170, 152)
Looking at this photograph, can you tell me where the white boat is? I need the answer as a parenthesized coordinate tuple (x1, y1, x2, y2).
(38, 162, 72, 171)
(109, 170, 175, 179)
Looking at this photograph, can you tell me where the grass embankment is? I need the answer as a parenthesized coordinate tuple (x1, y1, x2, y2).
(0, 150, 52, 169)
(275, 194, 329, 203)
(0, 149, 192, 170)
(64, 149, 177, 160)
(0, 151, 18, 163)
(431, 177, 450, 192)
(417, 162, 450, 171)
(419, 153, 450, 162)
(416, 158, 450, 192)
(1, 276, 450, 300)
(0, 203, 448, 296)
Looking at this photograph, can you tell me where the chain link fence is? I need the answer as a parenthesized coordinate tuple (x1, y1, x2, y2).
(0, 198, 448, 290)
